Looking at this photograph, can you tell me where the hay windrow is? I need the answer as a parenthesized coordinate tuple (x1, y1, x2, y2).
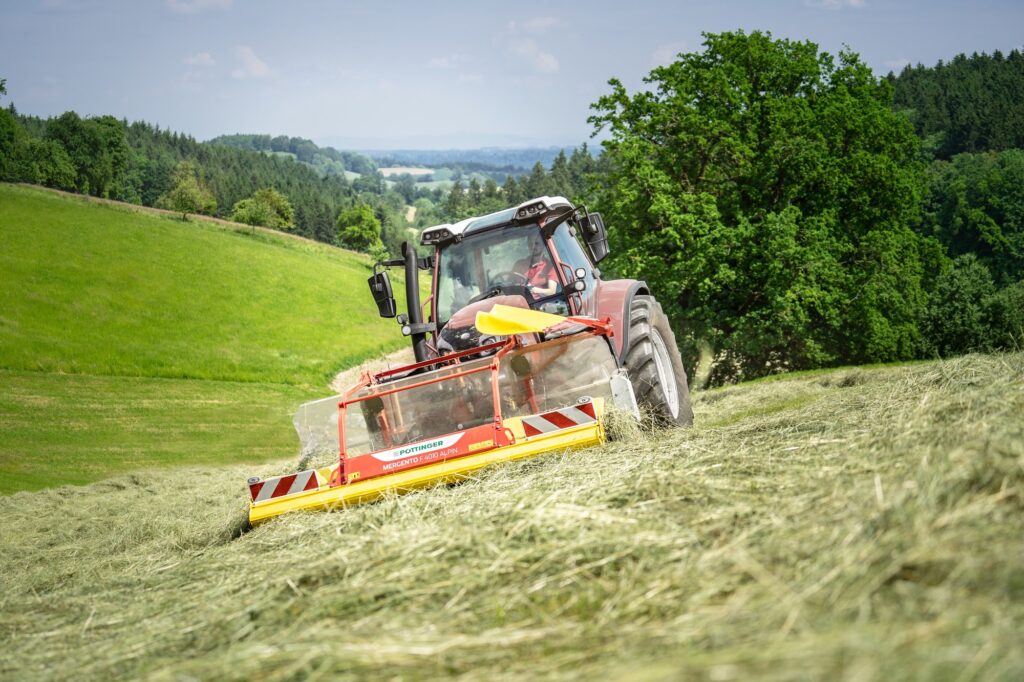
(1, 354, 1022, 680)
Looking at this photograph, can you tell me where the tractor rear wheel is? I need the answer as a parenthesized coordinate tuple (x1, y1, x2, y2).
(623, 295, 694, 426)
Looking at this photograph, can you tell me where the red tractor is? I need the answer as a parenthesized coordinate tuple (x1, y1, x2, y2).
(246, 196, 691, 524)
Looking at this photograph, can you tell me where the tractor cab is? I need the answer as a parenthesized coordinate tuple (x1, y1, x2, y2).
(369, 196, 610, 361)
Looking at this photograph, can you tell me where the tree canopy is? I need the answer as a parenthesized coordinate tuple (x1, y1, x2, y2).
(919, 149, 1024, 287)
(231, 188, 295, 230)
(336, 203, 384, 257)
(590, 30, 927, 383)
(156, 160, 216, 219)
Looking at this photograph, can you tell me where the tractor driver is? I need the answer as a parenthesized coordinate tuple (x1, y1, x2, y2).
(520, 231, 559, 300)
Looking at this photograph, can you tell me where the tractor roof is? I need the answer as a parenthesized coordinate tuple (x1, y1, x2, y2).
(420, 196, 573, 246)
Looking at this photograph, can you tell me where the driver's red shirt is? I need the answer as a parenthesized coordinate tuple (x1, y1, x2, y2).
(525, 260, 555, 287)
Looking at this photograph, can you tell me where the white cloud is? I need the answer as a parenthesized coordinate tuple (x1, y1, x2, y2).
(427, 54, 468, 69)
(504, 17, 561, 74)
(457, 73, 482, 83)
(231, 46, 272, 79)
(518, 16, 560, 34)
(513, 39, 559, 74)
(805, 0, 866, 8)
(651, 41, 687, 67)
(184, 52, 215, 66)
(166, 0, 232, 14)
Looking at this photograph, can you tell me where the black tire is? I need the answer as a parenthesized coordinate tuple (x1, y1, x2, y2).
(623, 295, 694, 426)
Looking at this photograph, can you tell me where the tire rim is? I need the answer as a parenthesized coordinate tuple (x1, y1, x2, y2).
(650, 327, 680, 418)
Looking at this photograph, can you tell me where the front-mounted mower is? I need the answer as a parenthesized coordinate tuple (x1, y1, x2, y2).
(246, 196, 692, 525)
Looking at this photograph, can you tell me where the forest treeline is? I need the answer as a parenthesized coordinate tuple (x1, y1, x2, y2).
(0, 108, 352, 242)
(889, 48, 1024, 159)
(1, 38, 1022, 383)
(0, 90, 438, 247)
(208, 134, 377, 176)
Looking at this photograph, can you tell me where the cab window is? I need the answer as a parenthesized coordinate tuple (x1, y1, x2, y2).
(435, 225, 565, 326)
(551, 223, 596, 311)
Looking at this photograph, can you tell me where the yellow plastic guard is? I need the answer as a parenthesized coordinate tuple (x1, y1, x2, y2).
(248, 399, 606, 525)
(475, 304, 568, 336)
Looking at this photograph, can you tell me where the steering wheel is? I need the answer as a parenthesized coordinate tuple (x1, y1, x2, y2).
(466, 271, 531, 305)
(490, 271, 530, 287)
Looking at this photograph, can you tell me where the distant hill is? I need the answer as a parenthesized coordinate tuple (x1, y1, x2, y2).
(207, 133, 377, 177)
(367, 146, 588, 171)
(207, 136, 592, 183)
(4, 110, 366, 244)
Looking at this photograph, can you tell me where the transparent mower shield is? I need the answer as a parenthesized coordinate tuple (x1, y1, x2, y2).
(343, 357, 496, 457)
(342, 334, 618, 457)
(497, 334, 616, 419)
(293, 393, 344, 467)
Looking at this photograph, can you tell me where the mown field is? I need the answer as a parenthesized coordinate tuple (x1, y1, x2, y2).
(0, 184, 407, 492)
(1, 353, 1021, 680)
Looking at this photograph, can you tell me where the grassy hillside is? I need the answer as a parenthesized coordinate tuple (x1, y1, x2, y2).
(1, 354, 1020, 679)
(0, 185, 405, 385)
(0, 184, 408, 492)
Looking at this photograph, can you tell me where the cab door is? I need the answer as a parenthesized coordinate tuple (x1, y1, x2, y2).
(550, 223, 598, 317)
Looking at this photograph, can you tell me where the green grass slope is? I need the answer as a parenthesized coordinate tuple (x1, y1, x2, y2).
(0, 184, 408, 492)
(1, 354, 1021, 680)
(0, 185, 404, 385)
(0, 370, 311, 492)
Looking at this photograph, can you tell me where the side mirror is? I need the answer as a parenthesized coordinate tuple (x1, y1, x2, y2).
(368, 271, 397, 318)
(579, 212, 609, 263)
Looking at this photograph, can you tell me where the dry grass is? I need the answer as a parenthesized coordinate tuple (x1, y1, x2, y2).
(1, 354, 1022, 680)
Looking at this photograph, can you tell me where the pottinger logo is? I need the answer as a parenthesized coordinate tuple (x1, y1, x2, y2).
(370, 433, 465, 463)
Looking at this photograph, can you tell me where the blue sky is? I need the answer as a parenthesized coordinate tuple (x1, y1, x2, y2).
(1, 0, 1022, 149)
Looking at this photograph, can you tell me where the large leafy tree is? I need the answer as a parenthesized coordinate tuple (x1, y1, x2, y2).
(590, 31, 926, 383)
(231, 187, 295, 231)
(44, 112, 129, 197)
(336, 202, 384, 256)
(156, 159, 216, 219)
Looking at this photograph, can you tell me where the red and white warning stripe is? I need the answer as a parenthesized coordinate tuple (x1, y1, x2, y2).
(522, 399, 597, 437)
(249, 469, 319, 503)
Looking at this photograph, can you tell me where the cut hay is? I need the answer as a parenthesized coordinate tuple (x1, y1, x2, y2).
(1, 354, 1021, 680)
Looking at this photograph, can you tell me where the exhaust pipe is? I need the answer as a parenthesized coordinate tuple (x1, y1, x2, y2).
(403, 241, 430, 363)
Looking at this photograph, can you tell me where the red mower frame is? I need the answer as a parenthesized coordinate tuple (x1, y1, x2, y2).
(334, 319, 615, 487)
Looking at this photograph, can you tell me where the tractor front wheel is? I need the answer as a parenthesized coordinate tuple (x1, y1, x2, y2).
(623, 295, 694, 426)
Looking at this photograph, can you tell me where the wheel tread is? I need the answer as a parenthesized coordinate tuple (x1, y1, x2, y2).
(621, 295, 693, 426)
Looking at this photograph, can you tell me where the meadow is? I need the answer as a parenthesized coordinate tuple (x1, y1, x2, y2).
(0, 185, 406, 385)
(0, 185, 408, 491)
(0, 353, 1020, 679)
(0, 370, 311, 493)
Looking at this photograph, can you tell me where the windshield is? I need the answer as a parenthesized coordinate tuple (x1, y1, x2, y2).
(435, 224, 563, 327)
